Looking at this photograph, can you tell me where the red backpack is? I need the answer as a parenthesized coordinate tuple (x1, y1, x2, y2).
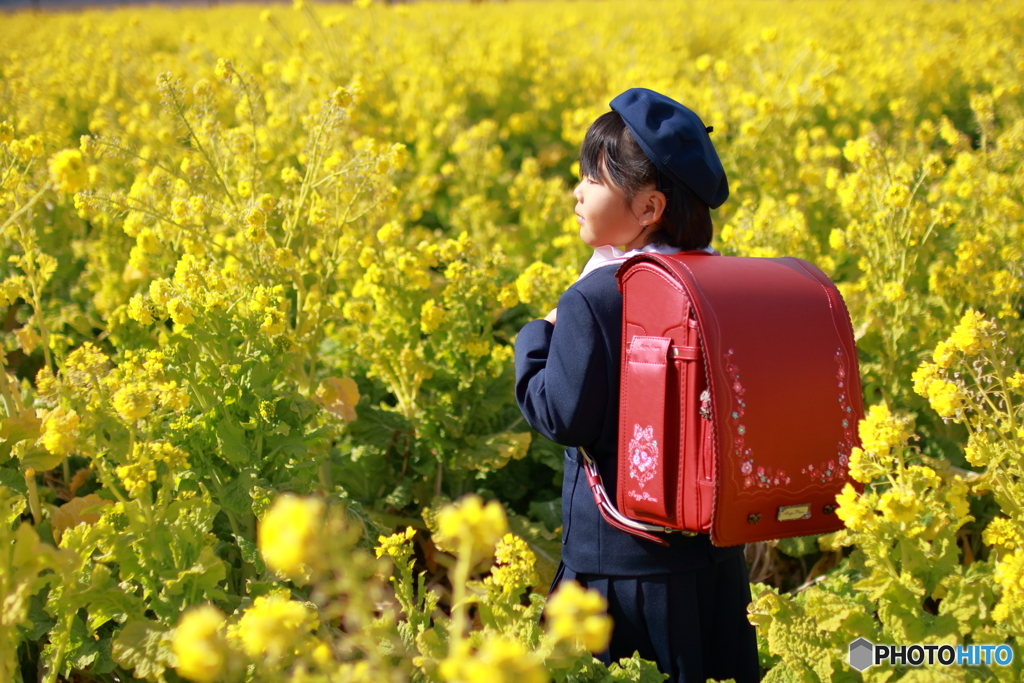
(581, 251, 864, 547)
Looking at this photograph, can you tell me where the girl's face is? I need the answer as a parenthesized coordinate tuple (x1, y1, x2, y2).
(573, 161, 654, 251)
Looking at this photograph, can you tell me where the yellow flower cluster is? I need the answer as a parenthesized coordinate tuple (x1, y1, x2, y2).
(39, 406, 79, 456)
(47, 149, 89, 194)
(993, 551, 1024, 631)
(114, 441, 190, 498)
(931, 309, 994, 368)
(857, 404, 913, 459)
(485, 533, 539, 594)
(258, 494, 326, 581)
(912, 363, 964, 419)
(172, 605, 228, 683)
(544, 580, 612, 654)
(984, 517, 1023, 553)
(436, 494, 509, 565)
(232, 593, 319, 660)
(439, 638, 547, 683)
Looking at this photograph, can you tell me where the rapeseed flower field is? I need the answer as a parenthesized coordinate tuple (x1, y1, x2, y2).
(1, 0, 1023, 681)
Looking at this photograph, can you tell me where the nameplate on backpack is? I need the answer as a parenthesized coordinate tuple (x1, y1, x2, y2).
(777, 504, 811, 521)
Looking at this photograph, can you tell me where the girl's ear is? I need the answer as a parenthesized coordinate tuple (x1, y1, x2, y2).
(635, 188, 667, 228)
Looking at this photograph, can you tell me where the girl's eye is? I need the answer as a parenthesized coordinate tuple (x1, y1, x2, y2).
(585, 175, 600, 185)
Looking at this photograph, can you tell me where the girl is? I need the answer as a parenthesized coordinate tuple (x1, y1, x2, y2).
(514, 89, 761, 683)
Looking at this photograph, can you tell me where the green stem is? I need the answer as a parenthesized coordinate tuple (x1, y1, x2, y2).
(450, 536, 473, 644)
(43, 612, 75, 683)
(24, 469, 42, 525)
(0, 350, 17, 418)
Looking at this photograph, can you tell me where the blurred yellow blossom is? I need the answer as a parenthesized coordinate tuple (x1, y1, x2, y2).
(259, 494, 326, 581)
(545, 580, 612, 653)
(439, 637, 547, 683)
(172, 605, 228, 683)
(40, 406, 79, 456)
(436, 495, 508, 565)
(233, 593, 318, 659)
(48, 149, 88, 193)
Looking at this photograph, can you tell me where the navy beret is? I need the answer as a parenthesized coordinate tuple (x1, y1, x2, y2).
(609, 88, 729, 209)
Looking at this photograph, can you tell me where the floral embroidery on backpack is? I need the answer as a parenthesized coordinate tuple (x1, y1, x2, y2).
(627, 423, 659, 502)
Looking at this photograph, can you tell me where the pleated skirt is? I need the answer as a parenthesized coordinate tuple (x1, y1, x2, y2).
(551, 552, 761, 683)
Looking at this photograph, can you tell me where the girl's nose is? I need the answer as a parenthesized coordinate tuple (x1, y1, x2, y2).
(573, 181, 584, 201)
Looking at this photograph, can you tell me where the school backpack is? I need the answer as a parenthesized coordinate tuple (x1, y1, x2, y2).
(581, 251, 864, 547)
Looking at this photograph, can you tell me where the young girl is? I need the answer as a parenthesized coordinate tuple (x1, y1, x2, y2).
(514, 89, 761, 683)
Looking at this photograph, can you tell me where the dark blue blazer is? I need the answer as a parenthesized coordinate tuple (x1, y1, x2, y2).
(515, 264, 744, 575)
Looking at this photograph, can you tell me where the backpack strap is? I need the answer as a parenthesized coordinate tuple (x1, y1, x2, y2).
(578, 446, 696, 547)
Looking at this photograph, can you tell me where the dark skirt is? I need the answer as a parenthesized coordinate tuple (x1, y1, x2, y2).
(551, 553, 761, 683)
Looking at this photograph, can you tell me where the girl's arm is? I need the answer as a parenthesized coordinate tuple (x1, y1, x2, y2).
(514, 287, 608, 447)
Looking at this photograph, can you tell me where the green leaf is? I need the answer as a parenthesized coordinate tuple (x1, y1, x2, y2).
(216, 417, 250, 466)
(528, 498, 561, 533)
(66, 613, 101, 673)
(1, 484, 26, 525)
(236, 534, 267, 573)
(264, 429, 308, 462)
(164, 545, 228, 599)
(112, 620, 175, 683)
(219, 468, 258, 518)
(91, 636, 117, 675)
(18, 589, 56, 641)
(385, 481, 414, 508)
(18, 442, 64, 473)
(529, 434, 565, 472)
(0, 467, 28, 496)
(607, 651, 669, 683)
(83, 563, 147, 631)
(348, 403, 413, 453)
(457, 431, 532, 472)
(776, 534, 823, 558)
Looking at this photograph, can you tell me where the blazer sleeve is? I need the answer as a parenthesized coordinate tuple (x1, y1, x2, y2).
(514, 286, 609, 447)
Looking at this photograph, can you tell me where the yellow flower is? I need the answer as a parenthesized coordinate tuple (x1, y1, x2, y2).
(984, 518, 1023, 552)
(435, 494, 508, 565)
(878, 486, 922, 527)
(486, 533, 539, 593)
(947, 309, 992, 356)
(835, 482, 872, 533)
(926, 380, 963, 418)
(234, 594, 318, 659)
(112, 383, 155, 421)
(214, 58, 232, 80)
(497, 284, 519, 309)
(420, 299, 446, 334)
(258, 494, 326, 581)
(545, 580, 612, 653)
(167, 298, 195, 325)
(375, 526, 417, 572)
(846, 447, 885, 483)
(993, 551, 1024, 625)
(439, 637, 547, 683)
(128, 294, 154, 325)
(40, 406, 79, 456)
(172, 605, 227, 683)
(858, 403, 912, 457)
(48, 149, 88, 193)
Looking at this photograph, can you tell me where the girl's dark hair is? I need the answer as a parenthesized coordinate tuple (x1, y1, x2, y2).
(579, 110, 713, 250)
